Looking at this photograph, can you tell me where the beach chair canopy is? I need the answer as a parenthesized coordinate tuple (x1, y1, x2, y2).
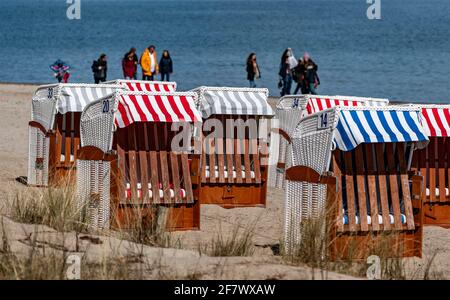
(80, 91, 201, 152)
(190, 86, 273, 118)
(105, 79, 177, 93)
(31, 83, 122, 130)
(303, 106, 428, 152)
(419, 105, 450, 137)
(114, 91, 201, 128)
(304, 95, 389, 115)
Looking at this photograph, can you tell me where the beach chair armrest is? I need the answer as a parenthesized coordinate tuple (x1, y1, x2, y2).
(271, 128, 292, 144)
(285, 165, 336, 185)
(28, 121, 48, 135)
(77, 146, 116, 161)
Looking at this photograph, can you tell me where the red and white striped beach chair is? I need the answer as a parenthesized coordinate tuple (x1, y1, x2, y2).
(411, 105, 450, 227)
(76, 90, 202, 231)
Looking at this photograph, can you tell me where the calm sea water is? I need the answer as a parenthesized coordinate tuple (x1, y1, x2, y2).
(0, 0, 449, 102)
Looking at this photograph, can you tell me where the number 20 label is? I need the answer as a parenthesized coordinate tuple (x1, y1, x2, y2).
(102, 99, 109, 113)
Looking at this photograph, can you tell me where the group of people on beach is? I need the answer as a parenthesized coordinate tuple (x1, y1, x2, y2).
(51, 46, 319, 95)
(246, 48, 320, 96)
(90, 45, 174, 83)
(50, 44, 174, 84)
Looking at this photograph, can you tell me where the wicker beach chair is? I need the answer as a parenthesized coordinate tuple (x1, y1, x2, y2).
(190, 86, 274, 208)
(411, 105, 450, 228)
(76, 91, 202, 231)
(105, 79, 177, 93)
(268, 94, 389, 190)
(27, 83, 122, 187)
(284, 106, 428, 260)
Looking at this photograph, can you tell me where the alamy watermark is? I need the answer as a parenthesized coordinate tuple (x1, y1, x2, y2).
(67, 0, 81, 20)
(66, 254, 81, 279)
(366, 255, 381, 279)
(367, 0, 381, 20)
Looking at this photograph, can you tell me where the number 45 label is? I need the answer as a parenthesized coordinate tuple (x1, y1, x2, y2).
(318, 112, 330, 129)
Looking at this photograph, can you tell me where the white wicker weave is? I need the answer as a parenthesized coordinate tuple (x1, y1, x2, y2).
(268, 95, 308, 188)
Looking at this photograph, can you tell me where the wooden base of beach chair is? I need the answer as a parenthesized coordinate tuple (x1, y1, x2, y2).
(330, 231, 422, 261)
(111, 201, 200, 232)
(199, 184, 266, 208)
(423, 203, 450, 228)
(412, 137, 450, 228)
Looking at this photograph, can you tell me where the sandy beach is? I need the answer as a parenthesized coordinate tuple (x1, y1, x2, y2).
(1, 83, 450, 279)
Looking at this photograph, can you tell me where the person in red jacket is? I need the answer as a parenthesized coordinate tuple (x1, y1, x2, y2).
(122, 48, 138, 79)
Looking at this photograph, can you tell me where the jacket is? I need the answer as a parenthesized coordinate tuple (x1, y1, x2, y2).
(140, 48, 159, 76)
(122, 57, 137, 78)
(91, 59, 107, 79)
(304, 60, 319, 85)
(159, 57, 173, 74)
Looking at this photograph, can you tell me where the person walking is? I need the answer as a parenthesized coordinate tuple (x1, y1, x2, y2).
(159, 50, 173, 81)
(122, 47, 138, 80)
(140, 45, 159, 81)
(50, 59, 70, 83)
(293, 58, 308, 94)
(303, 52, 320, 95)
(278, 48, 296, 96)
(246, 53, 260, 88)
(91, 54, 108, 84)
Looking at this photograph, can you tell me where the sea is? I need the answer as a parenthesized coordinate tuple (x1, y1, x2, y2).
(0, 0, 449, 102)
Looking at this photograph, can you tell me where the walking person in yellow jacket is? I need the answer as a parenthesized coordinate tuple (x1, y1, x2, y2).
(140, 45, 159, 81)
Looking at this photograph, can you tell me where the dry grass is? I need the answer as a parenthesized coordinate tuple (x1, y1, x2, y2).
(7, 183, 88, 233)
(198, 222, 256, 257)
(280, 208, 429, 280)
(112, 205, 182, 249)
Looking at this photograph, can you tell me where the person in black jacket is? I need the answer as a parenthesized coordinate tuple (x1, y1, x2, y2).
(91, 54, 108, 84)
(302, 52, 320, 95)
(246, 53, 260, 88)
(159, 50, 173, 81)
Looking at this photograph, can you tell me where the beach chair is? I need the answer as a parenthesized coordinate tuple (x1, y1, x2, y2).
(105, 79, 177, 93)
(411, 105, 450, 228)
(268, 95, 389, 189)
(27, 83, 122, 187)
(284, 106, 428, 260)
(191, 86, 274, 208)
(76, 91, 202, 231)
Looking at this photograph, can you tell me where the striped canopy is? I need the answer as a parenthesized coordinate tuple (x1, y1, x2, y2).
(192, 87, 273, 118)
(56, 84, 120, 114)
(114, 92, 201, 128)
(306, 95, 389, 115)
(106, 80, 177, 93)
(329, 107, 428, 151)
(420, 105, 450, 137)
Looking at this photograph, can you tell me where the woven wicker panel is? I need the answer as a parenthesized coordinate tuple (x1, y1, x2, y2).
(76, 159, 110, 229)
(27, 126, 50, 186)
(31, 86, 58, 130)
(80, 99, 114, 153)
